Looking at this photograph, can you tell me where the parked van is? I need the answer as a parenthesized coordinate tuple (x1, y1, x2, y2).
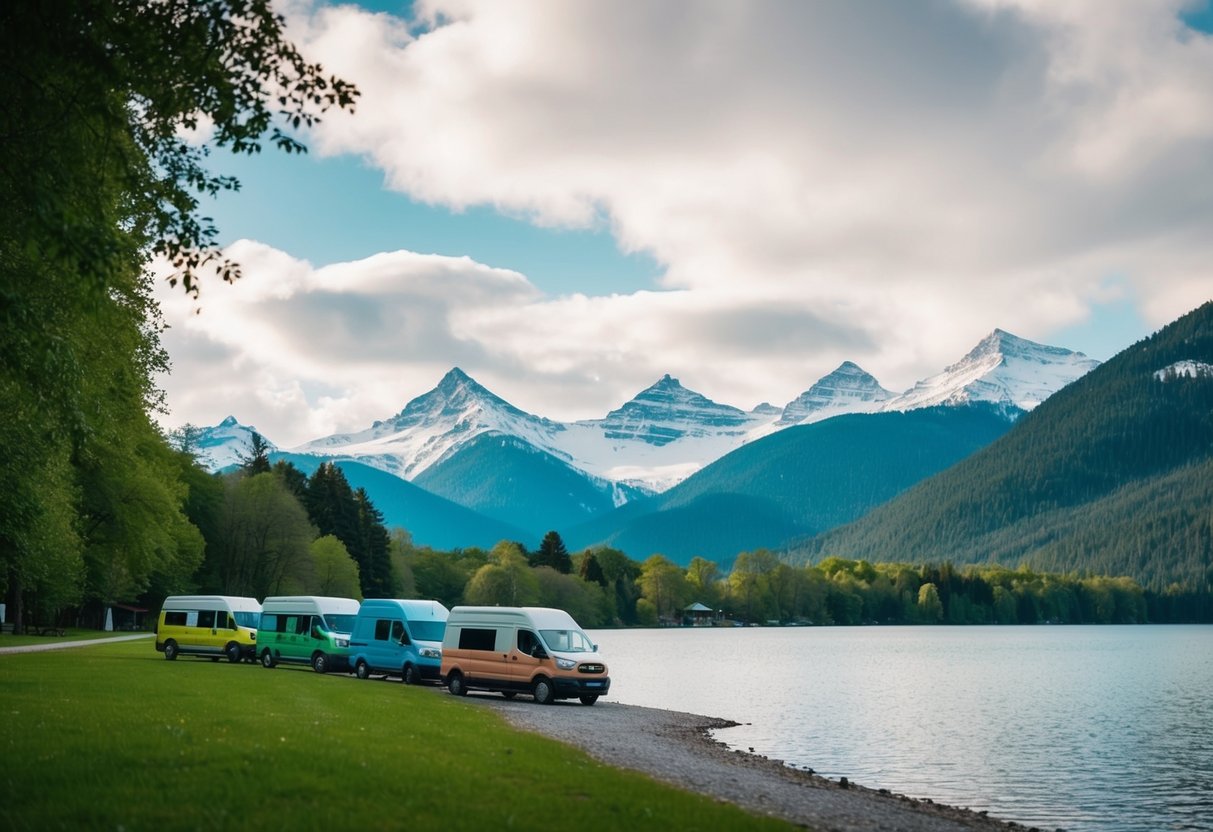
(441, 606, 609, 705)
(348, 599, 449, 684)
(257, 596, 359, 674)
(156, 595, 261, 663)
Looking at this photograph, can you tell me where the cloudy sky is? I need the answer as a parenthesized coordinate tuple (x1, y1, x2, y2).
(156, 0, 1213, 447)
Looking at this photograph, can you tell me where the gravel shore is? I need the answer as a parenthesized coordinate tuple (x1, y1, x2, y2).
(463, 693, 1024, 832)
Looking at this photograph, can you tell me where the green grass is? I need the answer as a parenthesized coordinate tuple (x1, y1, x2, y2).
(0, 640, 790, 831)
(0, 628, 142, 647)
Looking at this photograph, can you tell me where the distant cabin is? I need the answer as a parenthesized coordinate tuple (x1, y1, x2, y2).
(683, 602, 716, 627)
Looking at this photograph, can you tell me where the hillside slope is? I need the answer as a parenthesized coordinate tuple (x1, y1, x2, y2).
(797, 301, 1213, 591)
(566, 404, 1014, 564)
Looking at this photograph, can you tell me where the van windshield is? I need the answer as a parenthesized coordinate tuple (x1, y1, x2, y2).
(323, 614, 357, 634)
(539, 629, 594, 653)
(408, 620, 446, 642)
(233, 612, 260, 629)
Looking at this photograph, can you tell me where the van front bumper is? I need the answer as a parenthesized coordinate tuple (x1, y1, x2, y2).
(553, 676, 611, 698)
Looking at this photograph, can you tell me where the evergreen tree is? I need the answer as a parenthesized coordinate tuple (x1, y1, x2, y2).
(532, 530, 573, 574)
(240, 432, 272, 476)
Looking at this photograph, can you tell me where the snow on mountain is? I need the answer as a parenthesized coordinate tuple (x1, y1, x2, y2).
(596, 374, 753, 445)
(292, 367, 563, 479)
(193, 415, 274, 471)
(546, 376, 780, 494)
(1154, 360, 1213, 381)
(192, 330, 1097, 496)
(883, 329, 1099, 414)
(778, 361, 895, 426)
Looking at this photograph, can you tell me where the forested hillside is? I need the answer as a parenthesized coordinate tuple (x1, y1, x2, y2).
(566, 404, 1013, 563)
(797, 301, 1213, 594)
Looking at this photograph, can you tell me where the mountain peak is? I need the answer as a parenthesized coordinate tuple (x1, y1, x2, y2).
(219, 415, 239, 428)
(887, 330, 1099, 413)
(602, 376, 750, 446)
(779, 362, 893, 426)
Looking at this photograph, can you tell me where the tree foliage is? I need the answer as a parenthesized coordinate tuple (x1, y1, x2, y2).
(0, 0, 356, 627)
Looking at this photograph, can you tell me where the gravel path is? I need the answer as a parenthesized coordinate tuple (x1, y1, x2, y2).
(461, 693, 1026, 832)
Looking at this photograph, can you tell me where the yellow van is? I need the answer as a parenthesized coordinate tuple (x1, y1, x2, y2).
(155, 595, 261, 663)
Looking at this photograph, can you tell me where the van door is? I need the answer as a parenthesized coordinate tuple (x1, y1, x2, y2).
(509, 628, 545, 688)
(197, 609, 218, 652)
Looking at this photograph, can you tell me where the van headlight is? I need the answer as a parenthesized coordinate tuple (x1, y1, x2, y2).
(556, 657, 576, 670)
(335, 638, 349, 648)
(420, 647, 441, 659)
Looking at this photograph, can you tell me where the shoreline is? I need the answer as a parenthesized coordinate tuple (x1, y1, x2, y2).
(471, 694, 1023, 832)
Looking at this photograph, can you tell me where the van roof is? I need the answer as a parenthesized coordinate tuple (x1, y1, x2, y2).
(448, 606, 582, 630)
(162, 595, 261, 612)
(261, 596, 360, 615)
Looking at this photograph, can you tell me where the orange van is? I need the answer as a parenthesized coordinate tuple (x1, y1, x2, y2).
(440, 606, 609, 705)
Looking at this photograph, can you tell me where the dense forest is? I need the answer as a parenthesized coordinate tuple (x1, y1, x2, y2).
(794, 302, 1213, 599)
(0, 1, 357, 631)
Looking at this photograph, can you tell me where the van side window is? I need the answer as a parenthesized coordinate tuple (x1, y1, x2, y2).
(374, 619, 390, 641)
(458, 628, 497, 651)
(261, 614, 278, 632)
(295, 615, 311, 636)
(164, 611, 187, 626)
(215, 611, 230, 629)
(197, 610, 216, 628)
(391, 620, 408, 645)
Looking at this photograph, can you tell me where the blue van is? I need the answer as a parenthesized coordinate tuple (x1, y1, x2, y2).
(348, 599, 449, 685)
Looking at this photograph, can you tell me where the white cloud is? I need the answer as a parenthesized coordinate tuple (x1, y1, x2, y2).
(158, 1, 1213, 444)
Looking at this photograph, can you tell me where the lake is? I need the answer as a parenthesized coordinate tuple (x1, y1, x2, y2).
(588, 625, 1213, 832)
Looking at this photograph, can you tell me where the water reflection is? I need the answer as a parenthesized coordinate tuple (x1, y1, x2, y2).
(590, 625, 1213, 832)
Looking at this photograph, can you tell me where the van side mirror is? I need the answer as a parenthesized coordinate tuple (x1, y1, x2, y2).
(593, 644, 598, 652)
(533, 647, 547, 660)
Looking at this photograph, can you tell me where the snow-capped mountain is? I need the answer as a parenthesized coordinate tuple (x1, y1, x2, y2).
(778, 361, 895, 426)
(881, 329, 1100, 413)
(596, 374, 754, 445)
(546, 376, 780, 493)
(192, 330, 1099, 500)
(191, 415, 275, 471)
(293, 367, 563, 479)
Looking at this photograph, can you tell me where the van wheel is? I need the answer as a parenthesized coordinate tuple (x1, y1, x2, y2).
(402, 663, 419, 685)
(579, 695, 599, 706)
(312, 652, 329, 674)
(355, 660, 370, 680)
(163, 640, 178, 660)
(260, 649, 276, 669)
(533, 677, 555, 705)
(225, 643, 242, 664)
(502, 692, 517, 700)
(447, 672, 467, 697)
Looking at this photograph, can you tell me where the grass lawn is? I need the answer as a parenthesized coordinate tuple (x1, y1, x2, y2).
(0, 628, 144, 648)
(0, 640, 791, 831)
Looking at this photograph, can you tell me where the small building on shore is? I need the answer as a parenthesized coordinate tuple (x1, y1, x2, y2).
(683, 602, 717, 626)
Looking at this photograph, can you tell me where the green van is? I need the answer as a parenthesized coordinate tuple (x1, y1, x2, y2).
(256, 596, 359, 673)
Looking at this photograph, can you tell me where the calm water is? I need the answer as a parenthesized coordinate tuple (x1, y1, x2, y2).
(588, 626, 1213, 832)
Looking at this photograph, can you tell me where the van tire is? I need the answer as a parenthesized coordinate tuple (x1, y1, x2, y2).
(579, 695, 599, 706)
(163, 640, 178, 661)
(402, 663, 418, 685)
(312, 652, 329, 674)
(533, 677, 555, 705)
(260, 649, 276, 669)
(355, 660, 370, 680)
(225, 643, 242, 664)
(447, 672, 467, 697)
